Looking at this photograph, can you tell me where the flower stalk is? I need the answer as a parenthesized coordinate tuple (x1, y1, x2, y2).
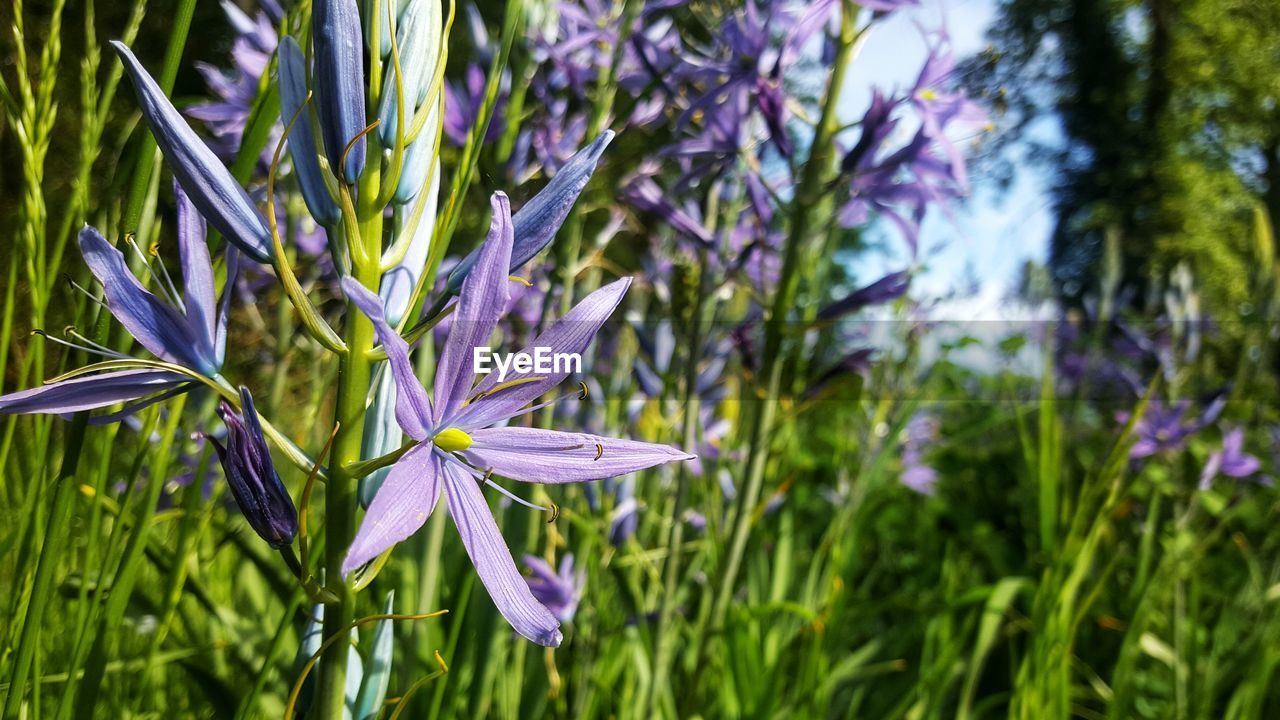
(710, 0, 862, 631)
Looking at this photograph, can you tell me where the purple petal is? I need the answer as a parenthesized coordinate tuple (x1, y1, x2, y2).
(462, 427, 694, 483)
(78, 227, 215, 374)
(0, 369, 189, 415)
(447, 131, 614, 292)
(111, 41, 273, 263)
(435, 193, 513, 422)
(174, 182, 218, 357)
(456, 278, 630, 429)
(442, 461, 563, 646)
(342, 445, 441, 574)
(342, 277, 434, 440)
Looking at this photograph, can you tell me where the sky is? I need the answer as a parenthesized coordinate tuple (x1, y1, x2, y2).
(835, 0, 1055, 307)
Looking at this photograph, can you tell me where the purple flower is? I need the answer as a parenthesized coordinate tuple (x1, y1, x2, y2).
(909, 32, 989, 194)
(341, 193, 693, 646)
(523, 554, 585, 623)
(210, 386, 298, 547)
(113, 41, 274, 262)
(622, 171, 714, 246)
(1124, 399, 1219, 460)
(443, 64, 506, 147)
(901, 413, 939, 495)
(1199, 428, 1262, 490)
(186, 0, 279, 164)
(0, 189, 237, 418)
(607, 478, 640, 546)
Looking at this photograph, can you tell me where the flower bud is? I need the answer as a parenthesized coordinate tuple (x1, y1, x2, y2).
(211, 387, 298, 547)
(313, 0, 367, 183)
(376, 0, 442, 145)
(278, 37, 341, 226)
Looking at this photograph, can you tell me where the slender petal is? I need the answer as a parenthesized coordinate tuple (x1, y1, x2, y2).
(342, 444, 441, 575)
(463, 427, 693, 483)
(111, 41, 273, 263)
(174, 182, 218, 361)
(457, 278, 630, 428)
(817, 270, 911, 320)
(0, 369, 189, 415)
(342, 277, 434, 440)
(79, 227, 216, 374)
(442, 461, 563, 646)
(278, 36, 341, 225)
(447, 131, 614, 292)
(313, 0, 367, 183)
(434, 193, 513, 421)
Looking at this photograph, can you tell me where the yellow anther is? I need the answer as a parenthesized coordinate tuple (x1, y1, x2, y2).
(593, 443, 603, 461)
(433, 427, 474, 453)
(918, 88, 939, 101)
(577, 382, 589, 400)
(547, 503, 560, 524)
(508, 275, 533, 287)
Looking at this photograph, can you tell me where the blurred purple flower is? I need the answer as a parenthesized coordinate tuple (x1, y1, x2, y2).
(187, 0, 280, 164)
(1199, 428, 1262, 490)
(818, 270, 911, 320)
(901, 413, 939, 495)
(443, 64, 507, 146)
(1122, 399, 1221, 460)
(524, 554, 585, 623)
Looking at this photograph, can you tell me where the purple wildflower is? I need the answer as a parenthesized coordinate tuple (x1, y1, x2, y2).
(1124, 399, 1220, 460)
(1199, 428, 1262, 490)
(523, 554, 585, 623)
(0, 188, 237, 418)
(340, 193, 693, 646)
(187, 0, 279, 163)
(901, 413, 939, 495)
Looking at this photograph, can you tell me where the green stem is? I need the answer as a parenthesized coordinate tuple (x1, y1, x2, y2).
(315, 190, 384, 720)
(709, 3, 859, 631)
(647, 249, 711, 715)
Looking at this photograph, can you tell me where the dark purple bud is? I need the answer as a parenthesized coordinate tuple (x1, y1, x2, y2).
(447, 130, 614, 292)
(313, 0, 367, 184)
(211, 387, 298, 547)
